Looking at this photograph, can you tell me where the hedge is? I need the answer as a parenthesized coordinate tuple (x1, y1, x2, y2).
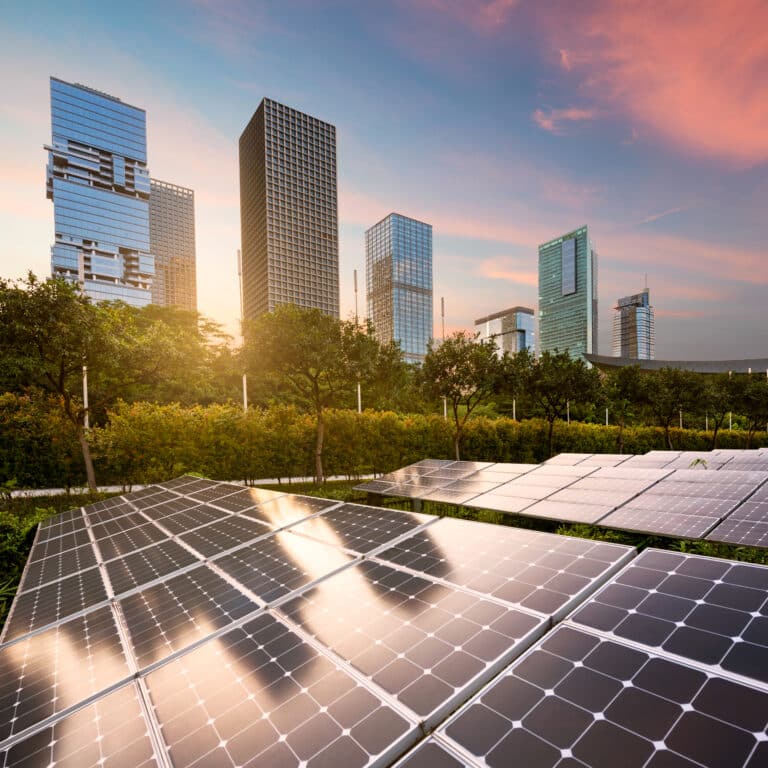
(1, 397, 766, 488)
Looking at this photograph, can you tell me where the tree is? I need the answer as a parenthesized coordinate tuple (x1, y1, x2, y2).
(643, 367, 703, 449)
(602, 365, 645, 453)
(738, 375, 768, 448)
(419, 331, 502, 460)
(701, 374, 742, 449)
(243, 305, 401, 483)
(520, 350, 601, 457)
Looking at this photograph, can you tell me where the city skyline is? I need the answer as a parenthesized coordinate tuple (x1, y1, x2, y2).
(1, 2, 766, 358)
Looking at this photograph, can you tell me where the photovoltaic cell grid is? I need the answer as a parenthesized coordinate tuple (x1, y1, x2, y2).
(365, 456, 768, 547)
(373, 517, 634, 620)
(6, 473, 768, 768)
(568, 548, 768, 688)
(422, 624, 768, 768)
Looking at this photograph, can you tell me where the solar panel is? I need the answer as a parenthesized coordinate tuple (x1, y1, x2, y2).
(144, 611, 419, 768)
(26, 527, 91, 561)
(0, 606, 131, 742)
(105, 538, 202, 596)
(17, 542, 98, 593)
(208, 485, 284, 512)
(179, 513, 273, 558)
(149, 501, 228, 535)
(568, 548, 768, 687)
(213, 530, 354, 605)
(1, 566, 109, 642)
(240, 494, 340, 528)
(95, 522, 170, 561)
(128, 488, 183, 510)
(519, 498, 616, 525)
(706, 518, 768, 548)
(128, 494, 203, 520)
(286, 503, 435, 555)
(373, 517, 634, 620)
(598, 507, 722, 539)
(462, 492, 536, 514)
(435, 624, 768, 768)
(118, 564, 260, 670)
(544, 453, 593, 465)
(0, 682, 160, 768)
(278, 559, 547, 728)
(35, 511, 87, 541)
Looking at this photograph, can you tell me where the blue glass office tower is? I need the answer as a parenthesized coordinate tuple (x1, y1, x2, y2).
(538, 225, 598, 358)
(613, 288, 655, 359)
(46, 78, 154, 305)
(366, 213, 433, 364)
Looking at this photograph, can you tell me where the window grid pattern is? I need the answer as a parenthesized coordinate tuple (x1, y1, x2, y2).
(612, 289, 655, 359)
(47, 78, 154, 307)
(366, 213, 433, 364)
(538, 226, 597, 358)
(239, 98, 339, 319)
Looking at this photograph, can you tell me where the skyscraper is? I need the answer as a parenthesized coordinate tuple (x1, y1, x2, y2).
(612, 288, 655, 359)
(46, 77, 154, 305)
(239, 98, 338, 319)
(475, 306, 535, 357)
(538, 225, 598, 358)
(366, 212, 433, 364)
(149, 179, 197, 311)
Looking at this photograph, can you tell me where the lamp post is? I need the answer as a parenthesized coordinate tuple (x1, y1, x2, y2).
(78, 253, 89, 430)
(441, 296, 447, 420)
(237, 249, 248, 413)
(354, 269, 361, 413)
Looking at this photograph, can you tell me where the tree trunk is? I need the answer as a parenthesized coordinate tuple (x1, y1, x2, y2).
(76, 423, 97, 492)
(454, 431, 461, 461)
(314, 409, 325, 484)
(664, 423, 673, 450)
(617, 417, 625, 454)
(710, 424, 720, 450)
(548, 418, 555, 457)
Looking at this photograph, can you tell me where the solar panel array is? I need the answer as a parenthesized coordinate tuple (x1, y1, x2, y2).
(405, 548, 768, 767)
(357, 452, 768, 547)
(0, 476, 639, 767)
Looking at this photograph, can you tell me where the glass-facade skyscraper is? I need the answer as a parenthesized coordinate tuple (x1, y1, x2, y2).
(239, 98, 339, 319)
(612, 288, 655, 359)
(149, 179, 197, 311)
(46, 78, 154, 305)
(475, 306, 535, 357)
(366, 213, 433, 364)
(538, 225, 598, 358)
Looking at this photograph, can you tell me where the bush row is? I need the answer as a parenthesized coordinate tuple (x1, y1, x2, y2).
(1, 396, 767, 488)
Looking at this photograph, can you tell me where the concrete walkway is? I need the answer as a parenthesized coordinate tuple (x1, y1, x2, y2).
(9, 473, 376, 498)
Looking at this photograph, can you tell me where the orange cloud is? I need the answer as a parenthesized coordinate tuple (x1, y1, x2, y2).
(532, 107, 596, 134)
(478, 260, 538, 286)
(540, 0, 768, 164)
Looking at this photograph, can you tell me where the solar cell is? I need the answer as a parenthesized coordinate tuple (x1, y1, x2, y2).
(186, 482, 245, 503)
(90, 511, 152, 539)
(728, 500, 768, 521)
(26, 528, 91, 562)
(85, 498, 143, 525)
(213, 530, 353, 604)
(240, 494, 339, 528)
(128, 488, 182, 510)
(286, 503, 435, 555)
(373, 517, 634, 620)
(0, 606, 131, 743)
(278, 559, 546, 727)
(95, 523, 170, 561)
(1, 566, 108, 642)
(34, 512, 87, 542)
(706, 518, 768, 548)
(568, 549, 768, 687)
(519, 499, 615, 525)
(598, 508, 721, 539)
(17, 542, 98, 594)
(208, 486, 284, 512)
(750, 483, 768, 503)
(118, 564, 259, 670)
(0, 682, 159, 768)
(150, 502, 227, 535)
(438, 624, 768, 768)
(179, 514, 273, 558)
(105, 539, 202, 596)
(144, 611, 418, 768)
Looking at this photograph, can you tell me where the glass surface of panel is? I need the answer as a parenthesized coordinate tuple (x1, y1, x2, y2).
(287, 503, 434, 555)
(0, 606, 130, 743)
(144, 612, 417, 768)
(439, 624, 768, 768)
(179, 514, 272, 558)
(373, 517, 634, 619)
(119, 565, 260, 670)
(568, 549, 768, 687)
(278, 560, 545, 726)
(18, 543, 98, 594)
(241, 495, 338, 528)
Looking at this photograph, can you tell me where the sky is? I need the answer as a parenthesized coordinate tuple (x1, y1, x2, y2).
(1, 0, 767, 360)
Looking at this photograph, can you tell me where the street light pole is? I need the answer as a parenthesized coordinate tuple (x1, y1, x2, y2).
(441, 296, 447, 420)
(78, 253, 89, 430)
(237, 249, 248, 413)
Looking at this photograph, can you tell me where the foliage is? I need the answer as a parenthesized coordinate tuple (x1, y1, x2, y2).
(419, 331, 503, 460)
(244, 306, 407, 482)
(602, 365, 645, 452)
(642, 367, 704, 449)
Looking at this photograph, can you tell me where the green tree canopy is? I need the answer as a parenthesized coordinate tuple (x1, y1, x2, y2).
(243, 305, 404, 482)
(643, 367, 704, 449)
(419, 331, 503, 460)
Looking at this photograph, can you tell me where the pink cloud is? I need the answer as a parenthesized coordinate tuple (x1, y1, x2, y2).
(538, 0, 768, 164)
(532, 107, 596, 135)
(638, 205, 691, 225)
(655, 309, 708, 319)
(478, 259, 538, 286)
